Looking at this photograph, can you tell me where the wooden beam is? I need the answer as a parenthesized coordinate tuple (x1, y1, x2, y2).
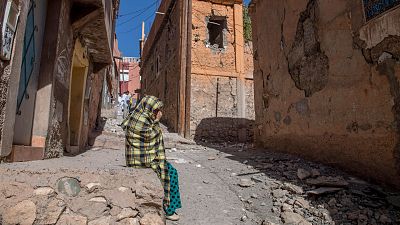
(72, 8, 102, 31)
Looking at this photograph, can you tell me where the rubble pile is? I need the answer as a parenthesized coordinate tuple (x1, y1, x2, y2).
(0, 169, 164, 225)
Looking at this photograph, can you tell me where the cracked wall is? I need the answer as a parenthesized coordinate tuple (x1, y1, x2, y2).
(250, 0, 400, 188)
(191, 0, 254, 142)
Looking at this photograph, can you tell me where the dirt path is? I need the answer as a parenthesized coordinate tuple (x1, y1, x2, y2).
(0, 116, 399, 225)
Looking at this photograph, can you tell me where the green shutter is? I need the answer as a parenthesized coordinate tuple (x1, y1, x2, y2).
(17, 0, 35, 113)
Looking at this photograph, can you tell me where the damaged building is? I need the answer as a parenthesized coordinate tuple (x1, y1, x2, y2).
(250, 0, 400, 187)
(141, 0, 254, 142)
(0, 0, 119, 162)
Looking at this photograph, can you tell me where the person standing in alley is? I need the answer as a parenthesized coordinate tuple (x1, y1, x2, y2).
(121, 95, 182, 221)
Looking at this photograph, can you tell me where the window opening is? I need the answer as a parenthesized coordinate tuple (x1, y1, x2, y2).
(207, 16, 227, 49)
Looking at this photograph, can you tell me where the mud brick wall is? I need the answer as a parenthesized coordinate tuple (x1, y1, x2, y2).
(141, 0, 181, 132)
(250, 0, 400, 188)
(191, 0, 254, 143)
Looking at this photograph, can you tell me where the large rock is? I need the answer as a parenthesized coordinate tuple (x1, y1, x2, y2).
(283, 183, 304, 194)
(86, 183, 102, 193)
(238, 179, 255, 188)
(297, 168, 311, 180)
(88, 216, 111, 225)
(387, 195, 400, 208)
(56, 212, 87, 225)
(117, 208, 139, 221)
(104, 189, 138, 208)
(34, 187, 55, 196)
(306, 176, 349, 187)
(69, 198, 110, 220)
(3, 200, 36, 225)
(272, 189, 289, 198)
(120, 218, 140, 225)
(56, 177, 81, 197)
(36, 199, 66, 224)
(139, 213, 164, 225)
(281, 212, 312, 225)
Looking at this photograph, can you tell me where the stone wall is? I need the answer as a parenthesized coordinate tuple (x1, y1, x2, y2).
(141, 0, 181, 132)
(250, 0, 400, 188)
(44, 0, 74, 158)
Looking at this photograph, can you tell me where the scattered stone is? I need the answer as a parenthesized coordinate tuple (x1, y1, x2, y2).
(57, 177, 81, 197)
(139, 213, 164, 225)
(297, 168, 311, 180)
(358, 213, 368, 225)
(240, 215, 248, 221)
(117, 208, 139, 221)
(118, 187, 130, 192)
(251, 193, 258, 199)
(208, 157, 216, 160)
(310, 169, 321, 177)
(196, 164, 202, 168)
(307, 187, 343, 196)
(306, 176, 349, 187)
(243, 160, 248, 164)
(238, 179, 255, 188)
(347, 211, 360, 220)
(261, 202, 267, 206)
(272, 189, 288, 198)
(386, 195, 400, 208)
(89, 196, 107, 203)
(294, 197, 310, 209)
(86, 183, 101, 193)
(203, 180, 210, 184)
(328, 198, 337, 207)
(251, 176, 264, 183)
(56, 212, 87, 225)
(281, 212, 311, 225)
(3, 200, 37, 225)
(261, 163, 274, 169)
(379, 214, 392, 224)
(281, 203, 293, 212)
(283, 183, 304, 194)
(262, 221, 277, 225)
(174, 158, 187, 164)
(34, 187, 55, 196)
(231, 173, 238, 177)
(88, 216, 111, 225)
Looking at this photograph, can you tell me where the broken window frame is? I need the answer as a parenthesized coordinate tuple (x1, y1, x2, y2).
(206, 16, 227, 51)
(362, 0, 400, 22)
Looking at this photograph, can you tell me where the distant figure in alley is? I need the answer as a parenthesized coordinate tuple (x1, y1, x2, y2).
(121, 95, 182, 221)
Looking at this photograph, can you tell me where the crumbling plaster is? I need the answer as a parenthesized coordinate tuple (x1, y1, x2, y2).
(250, 0, 400, 187)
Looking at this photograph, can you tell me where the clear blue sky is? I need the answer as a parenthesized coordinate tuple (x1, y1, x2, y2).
(116, 0, 251, 57)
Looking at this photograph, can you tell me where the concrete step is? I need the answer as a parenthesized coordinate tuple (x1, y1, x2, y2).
(8, 145, 44, 162)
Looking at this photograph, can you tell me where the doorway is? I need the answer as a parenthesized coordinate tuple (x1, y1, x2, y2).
(67, 39, 89, 153)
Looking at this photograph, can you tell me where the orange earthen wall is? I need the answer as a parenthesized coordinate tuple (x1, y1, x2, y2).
(250, 0, 400, 188)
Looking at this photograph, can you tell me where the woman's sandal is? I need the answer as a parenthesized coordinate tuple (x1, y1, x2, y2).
(166, 213, 180, 221)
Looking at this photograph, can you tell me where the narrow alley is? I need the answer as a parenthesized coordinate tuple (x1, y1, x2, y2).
(1, 113, 399, 225)
(1, 0, 400, 224)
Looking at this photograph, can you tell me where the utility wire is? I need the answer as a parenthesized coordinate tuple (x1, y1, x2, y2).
(117, 0, 159, 26)
(118, 0, 158, 17)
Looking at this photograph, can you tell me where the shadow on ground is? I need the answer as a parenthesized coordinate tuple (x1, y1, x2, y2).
(194, 118, 400, 225)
